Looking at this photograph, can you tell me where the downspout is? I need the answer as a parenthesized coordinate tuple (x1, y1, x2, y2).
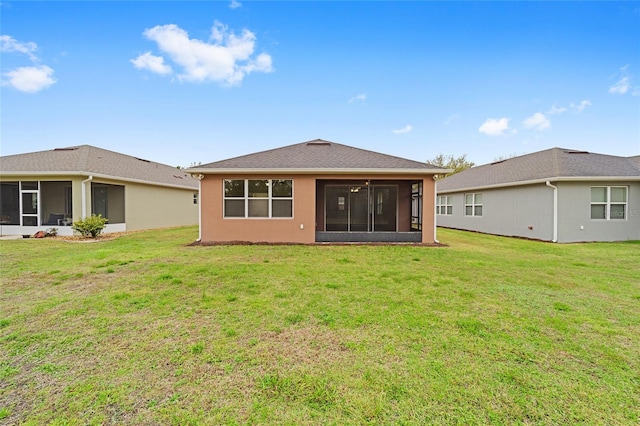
(546, 181, 558, 243)
(433, 176, 439, 244)
(81, 176, 93, 219)
(193, 174, 205, 242)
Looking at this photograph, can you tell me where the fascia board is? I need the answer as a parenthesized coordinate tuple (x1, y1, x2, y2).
(186, 168, 453, 175)
(437, 175, 640, 194)
(0, 171, 198, 190)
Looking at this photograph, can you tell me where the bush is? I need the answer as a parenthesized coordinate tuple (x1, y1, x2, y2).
(71, 214, 108, 238)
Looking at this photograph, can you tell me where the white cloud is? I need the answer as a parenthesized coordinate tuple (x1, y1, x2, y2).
(1, 35, 57, 93)
(478, 118, 509, 136)
(0, 35, 38, 61)
(609, 65, 632, 95)
(133, 21, 273, 85)
(229, 0, 242, 9)
(130, 51, 172, 75)
(392, 125, 413, 134)
(2, 65, 56, 93)
(444, 114, 459, 125)
(348, 93, 366, 103)
(523, 112, 551, 131)
(570, 99, 591, 113)
(547, 105, 567, 115)
(609, 76, 630, 94)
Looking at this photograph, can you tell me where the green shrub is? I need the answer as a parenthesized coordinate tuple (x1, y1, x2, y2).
(71, 214, 108, 238)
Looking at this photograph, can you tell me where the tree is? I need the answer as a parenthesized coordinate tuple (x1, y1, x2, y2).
(428, 153, 475, 179)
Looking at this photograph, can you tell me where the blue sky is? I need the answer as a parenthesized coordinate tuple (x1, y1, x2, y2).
(1, 1, 639, 167)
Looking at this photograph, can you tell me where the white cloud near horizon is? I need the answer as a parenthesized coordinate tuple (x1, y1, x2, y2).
(479, 118, 510, 136)
(348, 93, 366, 103)
(2, 65, 56, 93)
(523, 112, 551, 131)
(392, 124, 413, 134)
(229, 0, 242, 9)
(1, 35, 57, 93)
(132, 21, 273, 85)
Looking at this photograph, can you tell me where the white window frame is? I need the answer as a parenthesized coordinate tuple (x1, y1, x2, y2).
(436, 195, 453, 216)
(20, 181, 40, 226)
(464, 193, 482, 217)
(590, 186, 627, 220)
(223, 179, 293, 219)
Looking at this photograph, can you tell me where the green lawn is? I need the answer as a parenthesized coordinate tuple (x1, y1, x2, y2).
(1, 227, 638, 425)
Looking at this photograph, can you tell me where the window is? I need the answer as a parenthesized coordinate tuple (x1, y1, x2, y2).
(436, 195, 453, 215)
(193, 193, 198, 205)
(411, 182, 422, 231)
(224, 179, 293, 218)
(464, 193, 482, 217)
(591, 186, 627, 220)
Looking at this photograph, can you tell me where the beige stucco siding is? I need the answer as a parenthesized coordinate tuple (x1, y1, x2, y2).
(123, 181, 198, 231)
(0, 175, 197, 235)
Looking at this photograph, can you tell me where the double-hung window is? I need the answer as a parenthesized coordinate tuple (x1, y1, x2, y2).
(591, 186, 627, 220)
(436, 195, 453, 215)
(464, 193, 482, 217)
(224, 179, 293, 218)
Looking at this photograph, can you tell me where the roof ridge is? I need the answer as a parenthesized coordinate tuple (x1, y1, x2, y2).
(76, 145, 91, 172)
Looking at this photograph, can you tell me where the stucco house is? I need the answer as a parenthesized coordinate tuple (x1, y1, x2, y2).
(187, 139, 450, 244)
(0, 145, 199, 236)
(436, 148, 640, 242)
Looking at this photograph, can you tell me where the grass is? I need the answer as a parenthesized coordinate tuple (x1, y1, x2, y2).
(0, 226, 639, 425)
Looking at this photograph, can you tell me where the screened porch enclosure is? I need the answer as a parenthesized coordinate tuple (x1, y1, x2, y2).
(0, 181, 73, 227)
(315, 180, 423, 242)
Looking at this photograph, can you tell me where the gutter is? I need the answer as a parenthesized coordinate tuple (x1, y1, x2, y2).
(438, 175, 640, 194)
(0, 171, 198, 190)
(185, 167, 453, 176)
(81, 175, 93, 219)
(433, 175, 439, 244)
(546, 181, 558, 243)
(192, 174, 205, 242)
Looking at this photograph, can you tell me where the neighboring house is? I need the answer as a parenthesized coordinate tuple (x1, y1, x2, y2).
(436, 148, 640, 243)
(0, 145, 199, 236)
(187, 139, 450, 244)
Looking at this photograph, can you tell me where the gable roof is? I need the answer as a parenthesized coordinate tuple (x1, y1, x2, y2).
(0, 145, 198, 189)
(188, 139, 449, 175)
(438, 148, 640, 193)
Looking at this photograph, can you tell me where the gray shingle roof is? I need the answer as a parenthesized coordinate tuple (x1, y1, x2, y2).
(0, 145, 198, 189)
(438, 148, 640, 192)
(190, 139, 447, 173)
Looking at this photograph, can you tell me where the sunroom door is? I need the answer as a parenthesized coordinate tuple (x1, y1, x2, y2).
(372, 186, 397, 232)
(325, 185, 397, 232)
